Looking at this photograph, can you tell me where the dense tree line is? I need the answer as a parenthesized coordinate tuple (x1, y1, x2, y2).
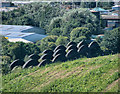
(2, 2, 102, 36)
(100, 27, 120, 54)
(2, 3, 66, 30)
(1, 37, 40, 63)
(80, 1, 114, 9)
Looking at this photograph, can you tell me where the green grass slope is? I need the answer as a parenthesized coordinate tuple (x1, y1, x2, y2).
(2, 54, 119, 92)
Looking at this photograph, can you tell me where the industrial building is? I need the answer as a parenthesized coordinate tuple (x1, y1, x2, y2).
(90, 7, 109, 15)
(112, 5, 120, 11)
(1, 1, 11, 7)
(0, 25, 45, 34)
(0, 25, 47, 43)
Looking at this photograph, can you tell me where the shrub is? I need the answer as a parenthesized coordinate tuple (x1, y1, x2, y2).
(48, 17, 63, 33)
(73, 36, 87, 44)
(56, 36, 69, 46)
(101, 27, 120, 54)
(61, 8, 100, 37)
(70, 27, 91, 42)
(36, 35, 58, 51)
(50, 28, 63, 36)
(2, 56, 11, 64)
(48, 42, 56, 51)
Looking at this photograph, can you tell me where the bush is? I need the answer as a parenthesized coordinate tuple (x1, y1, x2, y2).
(73, 36, 87, 44)
(48, 17, 63, 33)
(48, 42, 56, 51)
(50, 28, 63, 36)
(56, 36, 69, 46)
(70, 27, 91, 42)
(24, 55, 31, 62)
(2, 63, 11, 75)
(101, 27, 120, 54)
(2, 56, 11, 64)
(61, 8, 100, 37)
(36, 35, 58, 51)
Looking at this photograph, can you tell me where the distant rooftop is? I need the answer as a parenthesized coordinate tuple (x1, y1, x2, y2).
(101, 15, 120, 20)
(113, 5, 120, 7)
(91, 7, 108, 12)
(0, 25, 45, 34)
(0, 31, 34, 38)
(0, 25, 33, 32)
(0, 25, 46, 43)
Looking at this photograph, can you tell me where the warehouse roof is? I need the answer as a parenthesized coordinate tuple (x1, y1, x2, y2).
(0, 25, 45, 34)
(91, 7, 108, 12)
(101, 15, 120, 20)
(0, 25, 47, 43)
(0, 31, 47, 43)
(112, 5, 120, 7)
(1, 31, 37, 38)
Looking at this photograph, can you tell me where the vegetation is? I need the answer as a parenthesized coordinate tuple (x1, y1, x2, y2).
(1, 2, 104, 54)
(2, 54, 119, 92)
(2, 3, 100, 37)
(1, 37, 40, 74)
(36, 35, 58, 52)
(101, 27, 120, 54)
(61, 8, 100, 37)
(2, 37, 40, 61)
(56, 36, 69, 46)
(80, 1, 114, 9)
(2, 3, 66, 31)
(1, 2, 119, 92)
(70, 27, 91, 42)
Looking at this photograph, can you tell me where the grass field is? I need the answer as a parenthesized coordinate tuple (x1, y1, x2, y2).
(2, 54, 119, 92)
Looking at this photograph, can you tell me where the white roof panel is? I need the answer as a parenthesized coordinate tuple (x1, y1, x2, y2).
(0, 25, 33, 32)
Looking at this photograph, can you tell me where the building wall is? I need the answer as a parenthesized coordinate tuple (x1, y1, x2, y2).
(2, 2, 11, 7)
(107, 20, 120, 28)
(112, 6, 120, 11)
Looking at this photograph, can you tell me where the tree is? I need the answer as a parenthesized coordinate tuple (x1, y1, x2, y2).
(101, 27, 120, 54)
(73, 36, 87, 43)
(97, 2, 114, 9)
(36, 35, 58, 51)
(48, 42, 56, 51)
(56, 36, 69, 46)
(70, 27, 91, 42)
(2, 41, 40, 61)
(48, 17, 63, 34)
(9, 42, 27, 60)
(50, 28, 63, 36)
(80, 1, 96, 8)
(61, 8, 100, 37)
(2, 2, 65, 31)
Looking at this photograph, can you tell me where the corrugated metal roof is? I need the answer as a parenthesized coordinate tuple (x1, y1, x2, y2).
(0, 25, 33, 32)
(0, 25, 47, 43)
(23, 34, 47, 42)
(92, 7, 108, 12)
(0, 25, 45, 34)
(112, 5, 120, 7)
(101, 15, 120, 20)
(0, 31, 35, 38)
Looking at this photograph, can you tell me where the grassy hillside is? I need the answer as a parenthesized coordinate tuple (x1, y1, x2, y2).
(2, 54, 119, 92)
